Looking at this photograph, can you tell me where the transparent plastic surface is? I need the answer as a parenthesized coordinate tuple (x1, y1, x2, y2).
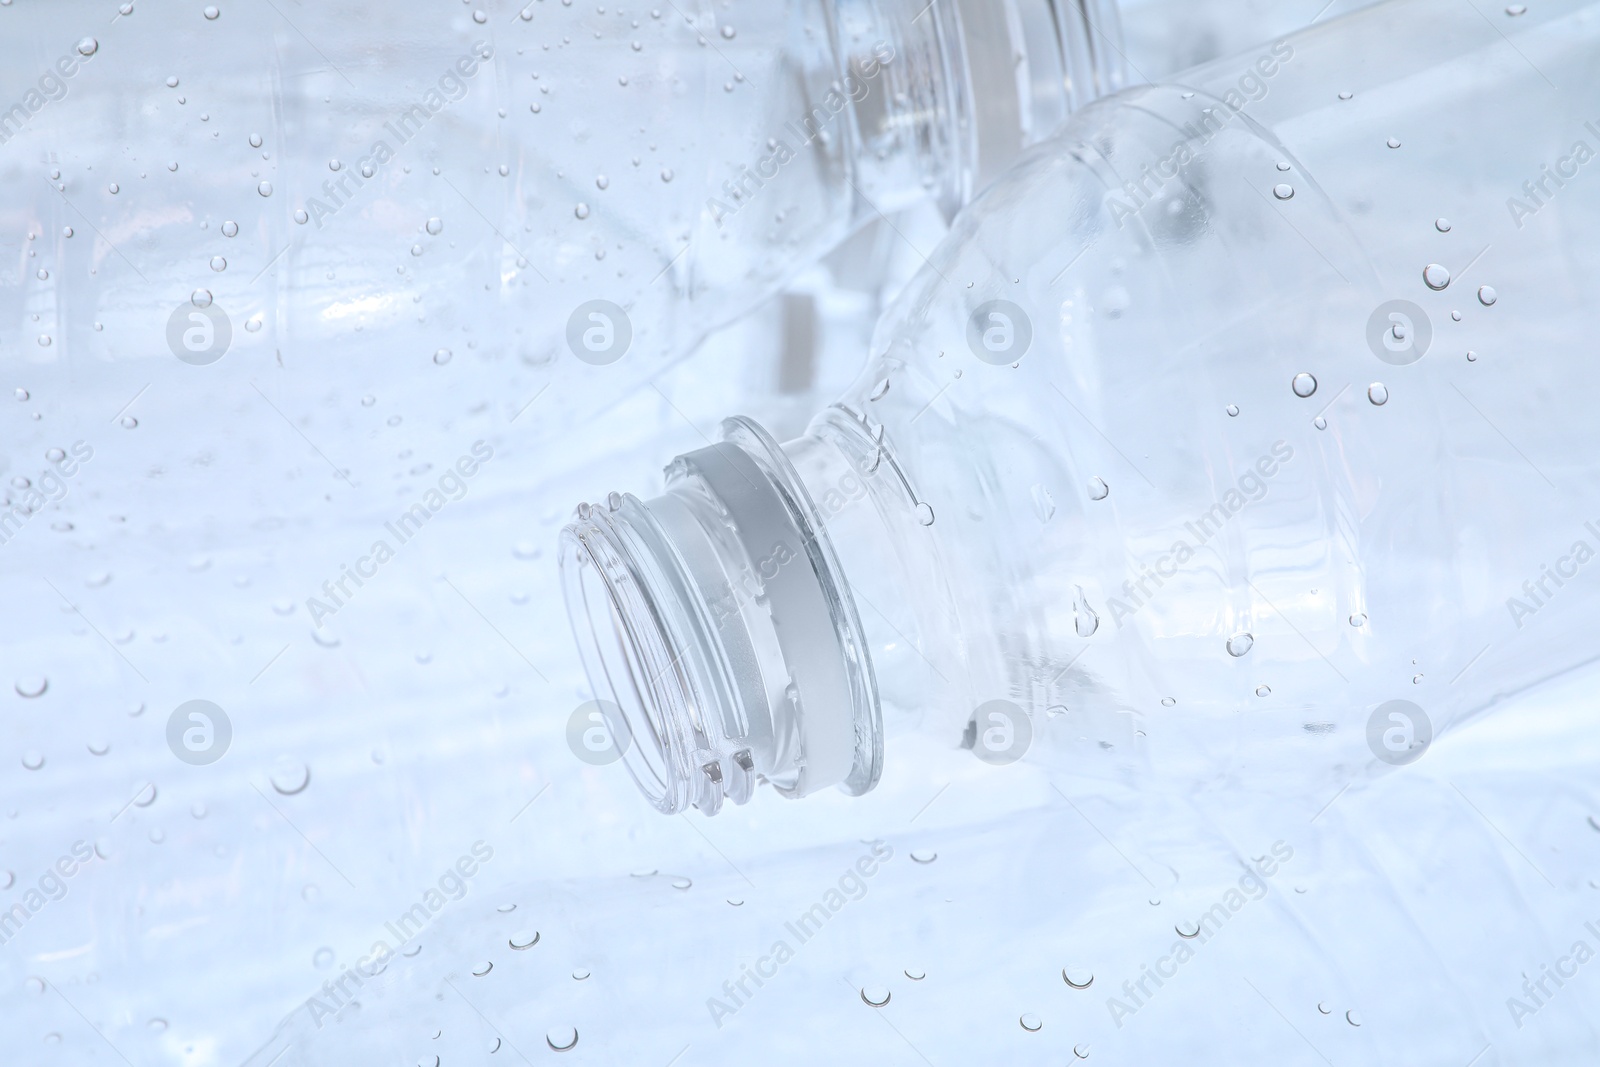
(565, 0, 1600, 811)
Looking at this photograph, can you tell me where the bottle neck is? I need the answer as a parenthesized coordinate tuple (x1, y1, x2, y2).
(560, 417, 891, 815)
(834, 0, 1127, 219)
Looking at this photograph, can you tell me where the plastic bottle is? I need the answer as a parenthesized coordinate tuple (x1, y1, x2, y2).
(561, 0, 1600, 814)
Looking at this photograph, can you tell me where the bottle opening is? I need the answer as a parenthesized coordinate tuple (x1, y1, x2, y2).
(559, 417, 882, 815)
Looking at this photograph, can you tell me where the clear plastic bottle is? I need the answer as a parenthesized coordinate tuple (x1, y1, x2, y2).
(1, 0, 1129, 438)
(562, 0, 1600, 814)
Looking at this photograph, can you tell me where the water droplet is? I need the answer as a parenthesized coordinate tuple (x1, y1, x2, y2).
(77, 37, 99, 56)
(721, 24, 736, 38)
(1506, 2, 1526, 13)
(433, 348, 452, 365)
(910, 848, 937, 864)
(1422, 263, 1450, 290)
(595, 174, 609, 190)
(1031, 484, 1056, 523)
(1434, 217, 1451, 233)
(1226, 404, 1239, 417)
(571, 968, 590, 980)
(1291, 372, 1317, 398)
(1176, 919, 1200, 938)
(904, 967, 925, 980)
(574, 203, 590, 220)
(220, 220, 239, 238)
(1255, 685, 1271, 697)
(270, 759, 311, 795)
(62, 226, 73, 237)
(1073, 586, 1100, 638)
(860, 986, 891, 1007)
(313, 946, 335, 968)
(14, 388, 28, 401)
(37, 334, 51, 347)
(1338, 90, 1352, 100)
(209, 255, 227, 272)
(868, 378, 890, 401)
(1272, 183, 1294, 200)
(1160, 697, 1176, 707)
(15, 676, 48, 698)
(361, 395, 376, 407)
(121, 416, 138, 429)
(545, 1026, 578, 1052)
(1346, 1009, 1362, 1026)
(1477, 285, 1498, 306)
(727, 898, 744, 906)
(1314, 416, 1328, 430)
(915, 502, 935, 526)
(148, 1018, 168, 1032)
(473, 961, 494, 976)
(22, 751, 45, 771)
(132, 782, 157, 806)
(1020, 1013, 1042, 1032)
(1074, 1043, 1091, 1059)
(1227, 632, 1255, 657)
(1063, 968, 1094, 989)
(204, 5, 219, 18)
(1349, 612, 1367, 627)
(1367, 383, 1389, 406)
(474, 8, 488, 21)
(249, 133, 262, 147)
(1087, 477, 1109, 501)
(257, 180, 273, 197)
(671, 877, 692, 890)
(426, 217, 443, 235)
(510, 931, 540, 949)
(1387, 137, 1402, 149)
(660, 167, 674, 182)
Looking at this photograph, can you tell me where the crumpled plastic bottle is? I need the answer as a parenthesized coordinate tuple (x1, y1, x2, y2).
(561, 0, 1600, 814)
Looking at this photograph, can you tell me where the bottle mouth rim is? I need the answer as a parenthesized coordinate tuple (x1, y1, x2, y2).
(559, 498, 697, 813)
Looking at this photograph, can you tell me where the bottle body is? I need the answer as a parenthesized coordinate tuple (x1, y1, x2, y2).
(563, 0, 1600, 812)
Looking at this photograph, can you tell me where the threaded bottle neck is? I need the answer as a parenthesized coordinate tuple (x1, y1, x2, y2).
(560, 418, 882, 815)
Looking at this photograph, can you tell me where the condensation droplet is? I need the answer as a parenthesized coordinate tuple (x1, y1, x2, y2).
(1387, 137, 1402, 149)
(204, 5, 220, 18)
(22, 751, 45, 771)
(473, 961, 493, 976)
(426, 217, 443, 235)
(1226, 404, 1239, 417)
(1255, 685, 1271, 697)
(910, 848, 936, 864)
(257, 180, 273, 197)
(1478, 285, 1498, 306)
(1063, 968, 1094, 989)
(1368, 383, 1389, 406)
(433, 348, 452, 365)
(904, 967, 925, 980)
(1073, 586, 1100, 638)
(574, 203, 590, 220)
(1227, 632, 1254, 657)
(1272, 183, 1294, 200)
(270, 760, 311, 795)
(868, 378, 890, 401)
(915, 502, 935, 526)
(1176, 919, 1200, 938)
(209, 255, 227, 272)
(1349, 612, 1367, 626)
(1434, 218, 1451, 233)
(221, 220, 238, 237)
(510, 931, 540, 949)
(1087, 477, 1109, 501)
(545, 1026, 578, 1052)
(1020, 1013, 1042, 1032)
(860, 986, 891, 1007)
(77, 37, 99, 56)
(1291, 372, 1317, 398)
(15, 676, 48, 698)
(1422, 263, 1450, 290)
